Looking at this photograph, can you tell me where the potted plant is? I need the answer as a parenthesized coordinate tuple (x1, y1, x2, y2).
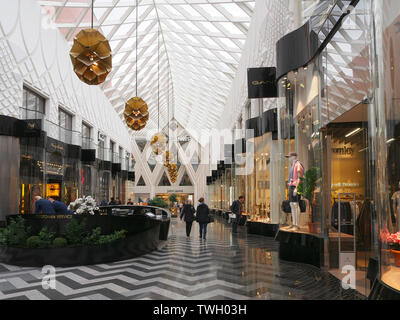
(380, 230, 393, 266)
(297, 167, 319, 233)
(168, 194, 178, 216)
(148, 197, 169, 209)
(387, 231, 400, 267)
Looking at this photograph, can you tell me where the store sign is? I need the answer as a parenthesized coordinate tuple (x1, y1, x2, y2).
(247, 67, 277, 99)
(332, 146, 354, 156)
(178, 135, 191, 142)
(167, 190, 184, 193)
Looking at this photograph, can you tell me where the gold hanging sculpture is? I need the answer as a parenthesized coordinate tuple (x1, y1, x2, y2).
(70, 29, 112, 85)
(164, 150, 178, 183)
(124, 97, 149, 131)
(151, 132, 167, 156)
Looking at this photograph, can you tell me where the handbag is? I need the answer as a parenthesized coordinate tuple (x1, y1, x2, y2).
(208, 216, 214, 223)
(228, 213, 236, 219)
(282, 200, 291, 213)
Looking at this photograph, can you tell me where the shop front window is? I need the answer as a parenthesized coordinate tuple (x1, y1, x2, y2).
(59, 108, 73, 144)
(279, 59, 324, 235)
(82, 123, 91, 149)
(22, 87, 45, 120)
(374, 0, 400, 293)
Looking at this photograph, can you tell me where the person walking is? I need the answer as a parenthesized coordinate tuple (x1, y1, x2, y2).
(231, 196, 245, 234)
(196, 197, 210, 240)
(179, 202, 184, 214)
(180, 200, 196, 239)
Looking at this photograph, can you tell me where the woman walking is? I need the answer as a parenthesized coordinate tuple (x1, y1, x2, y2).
(196, 198, 210, 240)
(180, 200, 196, 239)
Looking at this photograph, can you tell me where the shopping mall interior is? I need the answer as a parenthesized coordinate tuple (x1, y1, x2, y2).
(0, 0, 399, 302)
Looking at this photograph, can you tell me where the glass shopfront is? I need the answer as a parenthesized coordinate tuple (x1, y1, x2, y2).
(246, 133, 272, 223)
(373, 0, 400, 294)
(278, 59, 324, 234)
(277, 0, 376, 295)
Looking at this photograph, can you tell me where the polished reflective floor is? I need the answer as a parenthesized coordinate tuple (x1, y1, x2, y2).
(0, 217, 365, 300)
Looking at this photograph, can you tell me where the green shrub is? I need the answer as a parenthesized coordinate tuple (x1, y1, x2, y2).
(82, 227, 102, 245)
(26, 236, 42, 248)
(0, 229, 7, 246)
(53, 237, 68, 248)
(148, 197, 168, 209)
(65, 218, 87, 245)
(2, 216, 31, 246)
(38, 227, 55, 247)
(168, 193, 177, 203)
(98, 230, 127, 245)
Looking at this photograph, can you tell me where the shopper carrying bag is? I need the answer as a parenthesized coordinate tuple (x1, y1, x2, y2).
(230, 196, 245, 234)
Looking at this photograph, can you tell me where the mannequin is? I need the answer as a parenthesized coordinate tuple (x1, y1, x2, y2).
(391, 181, 400, 231)
(286, 152, 304, 231)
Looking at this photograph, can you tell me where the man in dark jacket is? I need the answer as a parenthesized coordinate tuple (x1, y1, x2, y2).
(49, 197, 72, 214)
(180, 201, 196, 239)
(34, 196, 56, 214)
(196, 198, 210, 240)
(231, 196, 245, 234)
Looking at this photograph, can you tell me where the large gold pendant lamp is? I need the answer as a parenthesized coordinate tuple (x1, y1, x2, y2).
(150, 28, 167, 156)
(124, 0, 148, 131)
(69, 0, 112, 85)
(124, 97, 149, 131)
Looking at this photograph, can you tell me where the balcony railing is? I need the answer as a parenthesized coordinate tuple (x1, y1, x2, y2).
(82, 137, 97, 150)
(44, 120, 81, 145)
(98, 147, 112, 162)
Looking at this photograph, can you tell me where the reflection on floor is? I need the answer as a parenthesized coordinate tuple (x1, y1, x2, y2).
(0, 218, 365, 300)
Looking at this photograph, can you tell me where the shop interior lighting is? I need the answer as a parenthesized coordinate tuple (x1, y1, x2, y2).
(345, 128, 361, 138)
(386, 138, 396, 144)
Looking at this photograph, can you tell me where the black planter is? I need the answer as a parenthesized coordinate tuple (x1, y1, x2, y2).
(247, 222, 279, 237)
(1, 214, 170, 267)
(0, 227, 161, 268)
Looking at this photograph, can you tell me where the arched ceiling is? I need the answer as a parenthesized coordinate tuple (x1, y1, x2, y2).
(39, 0, 256, 136)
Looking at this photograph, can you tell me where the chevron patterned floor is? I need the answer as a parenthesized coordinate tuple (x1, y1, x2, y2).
(0, 217, 365, 300)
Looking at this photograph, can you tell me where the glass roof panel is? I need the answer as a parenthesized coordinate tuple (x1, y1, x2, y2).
(38, 0, 256, 135)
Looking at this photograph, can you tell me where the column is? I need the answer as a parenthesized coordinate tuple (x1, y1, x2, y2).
(0, 136, 20, 224)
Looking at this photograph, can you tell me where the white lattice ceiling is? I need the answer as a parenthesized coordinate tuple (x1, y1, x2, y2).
(38, 0, 255, 136)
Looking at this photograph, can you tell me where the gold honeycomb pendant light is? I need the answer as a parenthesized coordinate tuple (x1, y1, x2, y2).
(69, 1, 111, 85)
(124, 97, 149, 131)
(70, 29, 112, 85)
(124, 0, 148, 131)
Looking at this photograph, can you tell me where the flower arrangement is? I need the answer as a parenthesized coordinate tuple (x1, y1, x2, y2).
(381, 230, 400, 251)
(68, 196, 99, 215)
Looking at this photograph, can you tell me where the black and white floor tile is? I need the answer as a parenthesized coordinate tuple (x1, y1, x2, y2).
(0, 218, 365, 300)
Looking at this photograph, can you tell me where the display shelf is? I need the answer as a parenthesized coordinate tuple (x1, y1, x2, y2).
(246, 221, 279, 237)
(275, 229, 324, 268)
